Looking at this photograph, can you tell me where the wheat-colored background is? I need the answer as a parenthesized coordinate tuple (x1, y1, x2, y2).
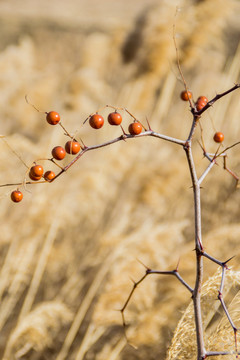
(0, 0, 240, 359)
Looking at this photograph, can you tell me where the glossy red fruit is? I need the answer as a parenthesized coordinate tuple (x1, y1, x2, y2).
(44, 170, 56, 181)
(108, 112, 122, 126)
(65, 141, 81, 155)
(180, 90, 192, 101)
(196, 96, 208, 111)
(128, 122, 142, 135)
(11, 190, 23, 203)
(52, 146, 66, 160)
(213, 132, 224, 143)
(30, 165, 44, 178)
(89, 114, 104, 129)
(46, 111, 61, 125)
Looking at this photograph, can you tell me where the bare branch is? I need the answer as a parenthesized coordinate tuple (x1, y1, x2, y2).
(218, 291, 238, 343)
(202, 252, 229, 268)
(206, 350, 239, 357)
(120, 267, 193, 329)
(198, 158, 216, 185)
(52, 131, 185, 181)
(173, 10, 194, 110)
(148, 269, 193, 294)
(193, 84, 240, 116)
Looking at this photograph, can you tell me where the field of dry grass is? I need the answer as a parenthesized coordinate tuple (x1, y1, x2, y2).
(0, 0, 240, 359)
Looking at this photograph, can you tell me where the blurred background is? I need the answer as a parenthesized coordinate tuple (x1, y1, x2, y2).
(0, 0, 240, 359)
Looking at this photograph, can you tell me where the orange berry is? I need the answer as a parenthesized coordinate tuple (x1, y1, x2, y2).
(30, 164, 44, 178)
(108, 112, 122, 126)
(196, 96, 208, 111)
(128, 122, 142, 135)
(89, 114, 104, 129)
(44, 170, 56, 181)
(213, 132, 224, 143)
(65, 141, 81, 155)
(46, 111, 61, 125)
(52, 146, 66, 160)
(180, 90, 192, 101)
(11, 190, 23, 203)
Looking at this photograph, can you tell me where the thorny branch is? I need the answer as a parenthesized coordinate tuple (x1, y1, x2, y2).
(120, 266, 193, 329)
(2, 81, 240, 359)
(119, 84, 240, 360)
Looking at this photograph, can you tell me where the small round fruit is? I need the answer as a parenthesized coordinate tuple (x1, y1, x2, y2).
(196, 96, 208, 111)
(65, 141, 81, 155)
(180, 90, 192, 101)
(108, 112, 122, 126)
(89, 114, 104, 129)
(29, 173, 42, 181)
(44, 170, 56, 181)
(46, 111, 61, 125)
(30, 164, 44, 178)
(128, 122, 142, 135)
(213, 132, 224, 143)
(52, 146, 66, 160)
(11, 190, 23, 203)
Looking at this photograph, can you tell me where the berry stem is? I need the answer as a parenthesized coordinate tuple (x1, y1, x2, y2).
(58, 122, 76, 140)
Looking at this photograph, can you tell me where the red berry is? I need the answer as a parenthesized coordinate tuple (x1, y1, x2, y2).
(30, 165, 44, 178)
(180, 90, 192, 101)
(52, 146, 66, 160)
(44, 170, 56, 181)
(89, 114, 104, 129)
(46, 111, 61, 125)
(196, 96, 208, 111)
(65, 141, 81, 155)
(128, 122, 142, 135)
(213, 132, 224, 143)
(108, 112, 122, 126)
(11, 190, 23, 203)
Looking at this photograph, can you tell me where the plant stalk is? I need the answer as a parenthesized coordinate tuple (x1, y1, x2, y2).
(184, 138, 206, 359)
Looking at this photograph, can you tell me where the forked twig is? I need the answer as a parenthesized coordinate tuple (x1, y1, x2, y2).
(120, 264, 193, 336)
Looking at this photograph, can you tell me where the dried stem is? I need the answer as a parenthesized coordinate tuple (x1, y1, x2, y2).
(120, 82, 240, 360)
(192, 84, 240, 116)
(120, 267, 193, 329)
(0, 130, 185, 188)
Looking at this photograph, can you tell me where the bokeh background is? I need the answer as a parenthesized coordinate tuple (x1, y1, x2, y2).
(0, 0, 240, 359)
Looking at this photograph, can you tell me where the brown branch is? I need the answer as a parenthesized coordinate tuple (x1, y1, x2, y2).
(173, 11, 194, 110)
(206, 351, 240, 357)
(120, 267, 193, 329)
(192, 84, 240, 117)
(0, 130, 185, 188)
(48, 131, 186, 182)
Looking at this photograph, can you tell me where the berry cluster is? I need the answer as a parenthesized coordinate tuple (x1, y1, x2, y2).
(10, 110, 82, 203)
(180, 90, 208, 111)
(180, 90, 225, 144)
(10, 107, 144, 203)
(8, 89, 235, 203)
(88, 111, 143, 135)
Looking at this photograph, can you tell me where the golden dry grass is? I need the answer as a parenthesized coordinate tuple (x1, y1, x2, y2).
(0, 0, 240, 359)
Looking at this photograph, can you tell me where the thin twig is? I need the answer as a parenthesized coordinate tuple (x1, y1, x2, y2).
(193, 84, 240, 116)
(206, 351, 240, 357)
(173, 12, 194, 110)
(198, 158, 216, 185)
(120, 267, 193, 330)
